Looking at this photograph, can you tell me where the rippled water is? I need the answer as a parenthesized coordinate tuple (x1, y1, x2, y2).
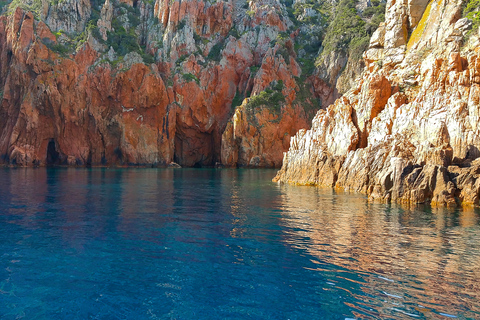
(0, 168, 479, 319)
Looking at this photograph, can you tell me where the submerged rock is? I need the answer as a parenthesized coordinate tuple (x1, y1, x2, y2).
(168, 162, 182, 168)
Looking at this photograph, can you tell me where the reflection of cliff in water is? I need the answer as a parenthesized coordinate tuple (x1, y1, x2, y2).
(277, 185, 480, 319)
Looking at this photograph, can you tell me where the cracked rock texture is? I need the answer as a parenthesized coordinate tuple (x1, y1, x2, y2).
(275, 0, 480, 207)
(0, 0, 379, 167)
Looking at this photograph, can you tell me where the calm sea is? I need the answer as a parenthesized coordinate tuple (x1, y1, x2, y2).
(0, 168, 479, 319)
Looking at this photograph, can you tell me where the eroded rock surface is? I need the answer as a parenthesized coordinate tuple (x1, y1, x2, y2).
(275, 0, 480, 207)
(0, 0, 310, 167)
(0, 0, 382, 167)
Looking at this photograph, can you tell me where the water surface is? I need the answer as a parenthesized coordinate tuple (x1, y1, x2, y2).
(0, 168, 479, 319)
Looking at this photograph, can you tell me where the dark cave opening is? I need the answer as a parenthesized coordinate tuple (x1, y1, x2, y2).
(46, 139, 60, 165)
(173, 128, 219, 167)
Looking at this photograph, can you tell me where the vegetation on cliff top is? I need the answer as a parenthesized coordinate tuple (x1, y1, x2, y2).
(463, 0, 480, 37)
(7, 0, 43, 16)
(2, 0, 385, 128)
(319, 0, 385, 62)
(246, 81, 285, 116)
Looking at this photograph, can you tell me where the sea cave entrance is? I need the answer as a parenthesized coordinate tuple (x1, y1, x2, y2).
(46, 139, 60, 165)
(173, 128, 220, 167)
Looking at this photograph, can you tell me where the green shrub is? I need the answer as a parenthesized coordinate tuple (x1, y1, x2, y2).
(231, 91, 244, 110)
(91, 0, 105, 10)
(140, 46, 155, 64)
(107, 18, 140, 56)
(176, 54, 188, 67)
(44, 40, 73, 57)
(277, 47, 290, 62)
(321, 0, 368, 54)
(119, 2, 137, 14)
(177, 20, 186, 30)
(101, 16, 156, 65)
(303, 42, 321, 55)
(464, 0, 480, 15)
(228, 27, 240, 39)
(463, 0, 480, 37)
(0, 1, 9, 12)
(348, 35, 370, 61)
(127, 12, 141, 28)
(298, 58, 315, 79)
(193, 32, 202, 44)
(276, 32, 290, 43)
(362, 2, 386, 18)
(246, 80, 285, 115)
(290, 0, 331, 26)
(207, 41, 224, 61)
(182, 73, 200, 84)
(8, 0, 43, 17)
(91, 25, 102, 41)
(294, 78, 321, 119)
(318, 0, 385, 64)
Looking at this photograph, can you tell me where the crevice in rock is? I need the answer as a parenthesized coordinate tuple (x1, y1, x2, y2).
(46, 139, 60, 165)
(113, 147, 123, 162)
(173, 132, 183, 165)
(350, 108, 362, 150)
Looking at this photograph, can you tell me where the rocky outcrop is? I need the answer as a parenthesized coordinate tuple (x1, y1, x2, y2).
(220, 45, 314, 167)
(0, 0, 383, 167)
(97, 0, 113, 41)
(0, 8, 171, 165)
(313, 0, 386, 103)
(0, 0, 322, 167)
(44, 0, 92, 34)
(275, 0, 480, 207)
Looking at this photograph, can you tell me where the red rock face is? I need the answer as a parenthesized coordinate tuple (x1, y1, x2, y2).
(0, 9, 173, 166)
(0, 2, 325, 168)
(154, 0, 232, 37)
(0, 7, 235, 167)
(221, 48, 315, 168)
(221, 101, 311, 168)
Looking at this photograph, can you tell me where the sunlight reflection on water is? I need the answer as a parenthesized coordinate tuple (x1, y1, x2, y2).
(276, 184, 480, 319)
(0, 168, 479, 319)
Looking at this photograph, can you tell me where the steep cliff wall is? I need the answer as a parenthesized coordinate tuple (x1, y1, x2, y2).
(0, 9, 171, 166)
(0, 0, 380, 167)
(275, 0, 480, 207)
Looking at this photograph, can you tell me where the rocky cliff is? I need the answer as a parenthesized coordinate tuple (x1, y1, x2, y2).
(275, 0, 480, 207)
(0, 0, 381, 167)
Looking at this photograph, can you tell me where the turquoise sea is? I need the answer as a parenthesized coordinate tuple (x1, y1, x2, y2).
(0, 168, 479, 319)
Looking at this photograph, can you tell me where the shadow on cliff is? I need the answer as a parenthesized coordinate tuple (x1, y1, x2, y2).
(173, 125, 222, 168)
(46, 139, 60, 166)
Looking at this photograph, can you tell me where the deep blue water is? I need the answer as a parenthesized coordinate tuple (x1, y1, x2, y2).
(1, 168, 480, 319)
